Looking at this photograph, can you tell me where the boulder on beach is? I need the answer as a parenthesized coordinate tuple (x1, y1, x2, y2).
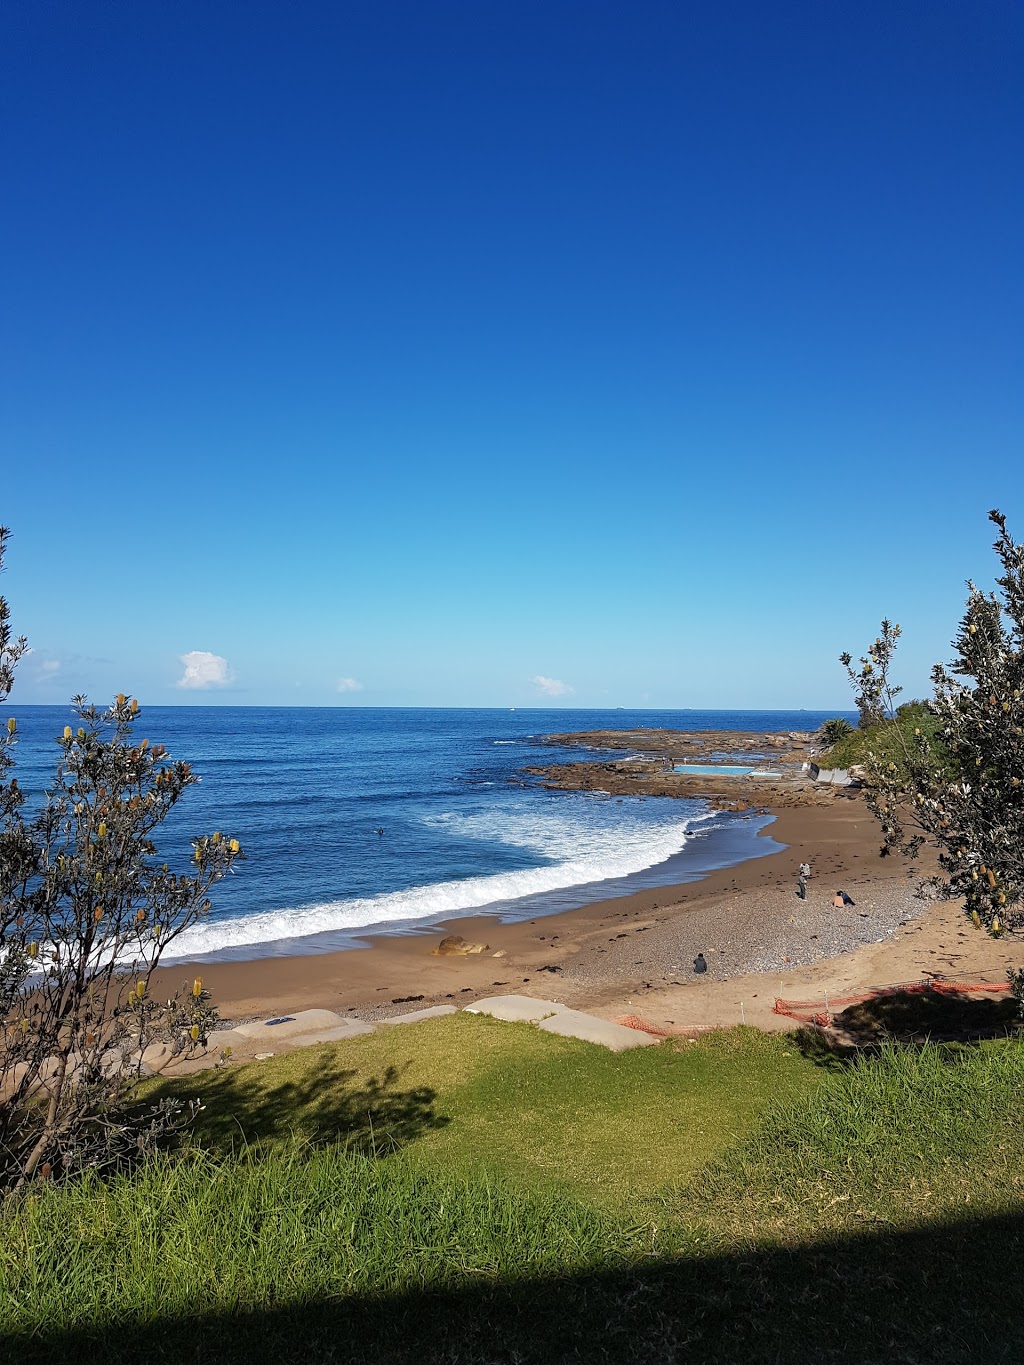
(433, 934, 490, 956)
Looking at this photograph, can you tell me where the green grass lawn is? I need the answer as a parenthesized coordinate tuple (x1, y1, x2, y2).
(167, 1013, 820, 1207)
(3, 1021, 1024, 1364)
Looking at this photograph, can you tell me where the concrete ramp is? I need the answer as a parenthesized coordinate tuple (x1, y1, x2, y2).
(538, 1008, 658, 1051)
(464, 995, 567, 1023)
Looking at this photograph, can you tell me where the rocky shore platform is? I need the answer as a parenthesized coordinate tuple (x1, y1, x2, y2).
(526, 727, 836, 810)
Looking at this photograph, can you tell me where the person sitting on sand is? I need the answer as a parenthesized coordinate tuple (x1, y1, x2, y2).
(693, 952, 708, 974)
(833, 890, 855, 908)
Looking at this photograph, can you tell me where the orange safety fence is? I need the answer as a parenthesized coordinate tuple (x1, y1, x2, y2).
(615, 1014, 714, 1037)
(773, 976, 1012, 1028)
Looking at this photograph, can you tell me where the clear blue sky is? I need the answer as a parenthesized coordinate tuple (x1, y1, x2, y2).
(2, 1, 1021, 709)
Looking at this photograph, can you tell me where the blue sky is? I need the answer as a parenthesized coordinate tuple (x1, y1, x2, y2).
(2, 0, 1021, 709)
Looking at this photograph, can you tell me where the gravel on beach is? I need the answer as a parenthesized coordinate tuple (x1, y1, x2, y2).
(557, 873, 933, 988)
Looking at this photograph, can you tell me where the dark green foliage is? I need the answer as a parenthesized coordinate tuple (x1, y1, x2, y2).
(820, 701, 945, 773)
(818, 717, 854, 748)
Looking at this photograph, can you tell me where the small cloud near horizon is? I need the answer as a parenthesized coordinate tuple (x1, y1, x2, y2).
(530, 674, 574, 698)
(337, 677, 363, 693)
(177, 651, 233, 690)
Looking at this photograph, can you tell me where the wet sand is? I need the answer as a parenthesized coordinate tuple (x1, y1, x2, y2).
(152, 792, 1017, 1041)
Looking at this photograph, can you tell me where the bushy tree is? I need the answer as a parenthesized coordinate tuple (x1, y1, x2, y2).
(0, 527, 244, 1189)
(849, 511, 1024, 935)
(840, 619, 903, 728)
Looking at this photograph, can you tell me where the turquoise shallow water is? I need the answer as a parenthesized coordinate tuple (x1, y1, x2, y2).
(7, 707, 852, 961)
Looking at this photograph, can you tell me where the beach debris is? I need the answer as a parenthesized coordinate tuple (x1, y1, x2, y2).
(537, 964, 563, 973)
(693, 953, 708, 974)
(492, 949, 507, 958)
(433, 934, 489, 956)
(391, 993, 425, 1004)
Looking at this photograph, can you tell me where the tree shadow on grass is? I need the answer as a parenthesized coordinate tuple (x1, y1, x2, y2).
(157, 1057, 449, 1154)
(7, 1208, 1024, 1364)
(792, 988, 1019, 1068)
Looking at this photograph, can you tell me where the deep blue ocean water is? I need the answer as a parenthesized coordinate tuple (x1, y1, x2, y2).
(6, 707, 854, 962)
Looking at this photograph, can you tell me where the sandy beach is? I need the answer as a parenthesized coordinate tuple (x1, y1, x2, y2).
(153, 789, 1020, 1045)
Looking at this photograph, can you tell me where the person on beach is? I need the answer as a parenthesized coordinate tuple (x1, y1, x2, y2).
(799, 862, 811, 881)
(833, 890, 855, 908)
(693, 952, 708, 974)
(796, 873, 807, 900)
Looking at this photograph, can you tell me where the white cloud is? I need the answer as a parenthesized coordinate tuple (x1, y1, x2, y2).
(177, 651, 233, 690)
(40, 659, 61, 675)
(337, 677, 363, 693)
(530, 674, 574, 697)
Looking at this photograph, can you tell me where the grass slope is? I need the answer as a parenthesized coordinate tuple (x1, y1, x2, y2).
(169, 1014, 818, 1206)
(3, 1024, 1024, 1364)
(821, 700, 946, 772)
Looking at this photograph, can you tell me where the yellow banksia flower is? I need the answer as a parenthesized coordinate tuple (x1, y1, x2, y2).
(131, 698, 138, 712)
(136, 981, 146, 999)
(189, 1024, 200, 1042)
(993, 915, 1002, 934)
(27, 941, 38, 959)
(64, 726, 73, 741)
(97, 821, 107, 838)
(192, 977, 203, 998)
(969, 623, 978, 634)
(229, 838, 240, 854)
(116, 693, 125, 706)
(6, 717, 15, 735)
(971, 909, 982, 927)
(212, 832, 221, 844)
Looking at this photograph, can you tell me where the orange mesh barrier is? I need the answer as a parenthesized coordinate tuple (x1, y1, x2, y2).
(772, 977, 1011, 1027)
(615, 1014, 714, 1037)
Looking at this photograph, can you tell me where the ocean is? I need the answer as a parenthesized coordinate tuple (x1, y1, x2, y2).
(6, 707, 852, 962)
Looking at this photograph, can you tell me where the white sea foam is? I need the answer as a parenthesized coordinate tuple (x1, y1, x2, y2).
(162, 802, 717, 960)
